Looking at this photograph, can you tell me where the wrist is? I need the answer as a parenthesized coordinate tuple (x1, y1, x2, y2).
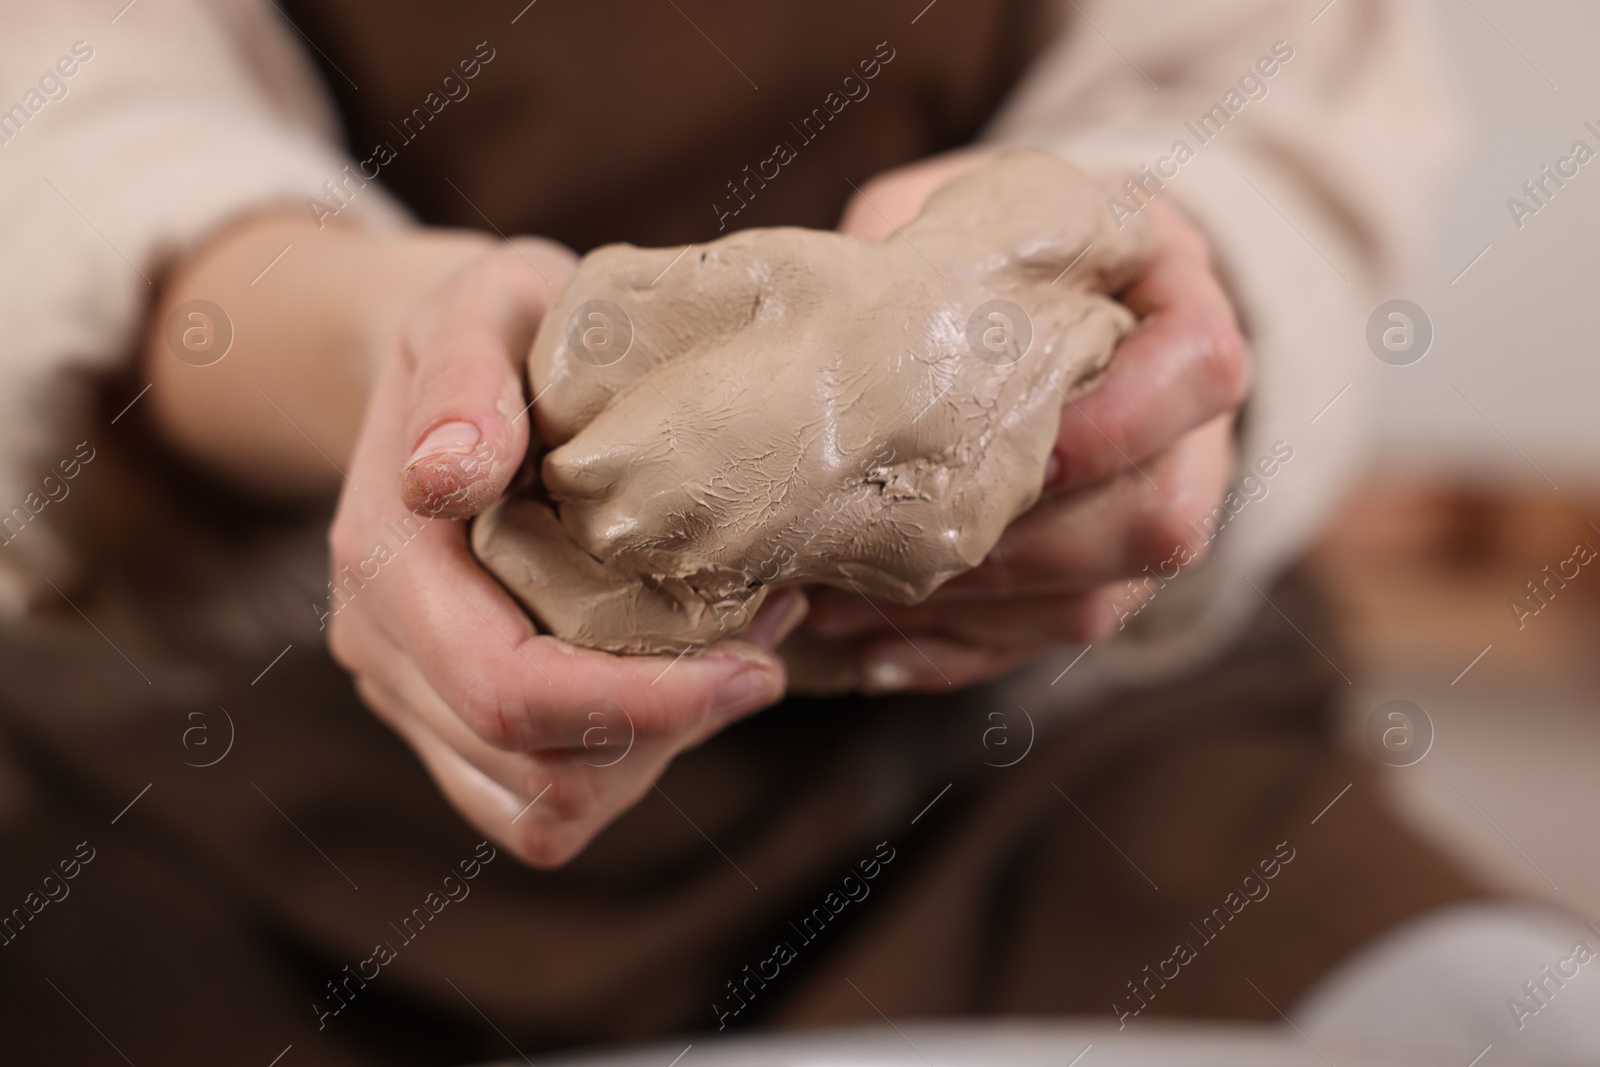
(144, 210, 494, 498)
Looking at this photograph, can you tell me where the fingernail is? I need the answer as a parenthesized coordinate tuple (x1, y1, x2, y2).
(402, 421, 500, 517)
(863, 651, 918, 694)
(741, 589, 808, 647)
(407, 420, 480, 467)
(711, 666, 782, 717)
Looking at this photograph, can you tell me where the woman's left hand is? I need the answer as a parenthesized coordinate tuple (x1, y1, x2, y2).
(802, 150, 1249, 692)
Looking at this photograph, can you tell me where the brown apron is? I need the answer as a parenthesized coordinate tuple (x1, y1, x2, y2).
(278, 0, 1051, 250)
(0, 2, 1486, 1063)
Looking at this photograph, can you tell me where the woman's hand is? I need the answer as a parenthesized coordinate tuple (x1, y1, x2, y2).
(145, 214, 797, 867)
(328, 242, 802, 867)
(805, 151, 1249, 691)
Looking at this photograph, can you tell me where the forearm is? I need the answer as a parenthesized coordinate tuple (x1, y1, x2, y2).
(143, 211, 494, 500)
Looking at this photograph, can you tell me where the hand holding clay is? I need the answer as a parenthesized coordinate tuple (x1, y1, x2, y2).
(802, 167, 1250, 692)
(328, 241, 796, 868)
(474, 150, 1152, 657)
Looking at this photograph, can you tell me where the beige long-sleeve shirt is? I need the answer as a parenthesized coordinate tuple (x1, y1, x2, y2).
(0, 0, 1458, 701)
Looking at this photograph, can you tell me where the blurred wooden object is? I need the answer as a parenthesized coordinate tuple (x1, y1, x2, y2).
(1307, 480, 1600, 678)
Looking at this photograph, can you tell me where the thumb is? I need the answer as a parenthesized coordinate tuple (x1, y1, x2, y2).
(399, 364, 526, 520)
(399, 243, 575, 519)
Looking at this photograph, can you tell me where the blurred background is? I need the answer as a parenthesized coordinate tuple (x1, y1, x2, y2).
(1311, 0, 1600, 926)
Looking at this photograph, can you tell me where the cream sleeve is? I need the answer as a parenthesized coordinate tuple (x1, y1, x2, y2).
(982, 0, 1462, 702)
(0, 0, 406, 616)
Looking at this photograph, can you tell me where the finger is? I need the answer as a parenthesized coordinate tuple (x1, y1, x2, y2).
(369, 513, 787, 753)
(804, 413, 1234, 636)
(801, 479, 1124, 622)
(811, 587, 1123, 649)
(399, 239, 578, 518)
(851, 634, 1048, 694)
(376, 658, 675, 814)
(356, 674, 646, 867)
(1050, 199, 1248, 492)
(368, 632, 682, 819)
(946, 411, 1236, 595)
(354, 672, 525, 829)
(739, 587, 810, 649)
(837, 147, 997, 238)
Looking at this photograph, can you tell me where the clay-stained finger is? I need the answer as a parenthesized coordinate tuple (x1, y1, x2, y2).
(1048, 200, 1249, 492)
(398, 241, 576, 518)
(337, 503, 786, 753)
(954, 411, 1236, 595)
(804, 413, 1234, 636)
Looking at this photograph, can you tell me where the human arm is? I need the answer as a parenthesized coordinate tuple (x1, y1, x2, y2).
(800, 0, 1460, 693)
(0, 0, 791, 867)
(139, 210, 797, 867)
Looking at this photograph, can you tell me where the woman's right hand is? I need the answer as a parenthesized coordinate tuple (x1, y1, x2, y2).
(327, 240, 798, 867)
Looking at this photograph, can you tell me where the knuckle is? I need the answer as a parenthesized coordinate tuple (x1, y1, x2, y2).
(1198, 324, 1249, 410)
(533, 831, 592, 868)
(852, 174, 894, 207)
(1182, 533, 1215, 569)
(484, 245, 554, 302)
(502, 777, 602, 868)
(520, 840, 582, 869)
(506, 824, 587, 869)
(326, 619, 360, 674)
(623, 689, 699, 740)
(510, 235, 573, 272)
(536, 770, 596, 823)
(1055, 596, 1111, 645)
(396, 319, 428, 375)
(1138, 492, 1199, 567)
(1092, 403, 1137, 462)
(455, 682, 524, 750)
(508, 766, 565, 820)
(350, 675, 382, 712)
(397, 290, 453, 362)
(1128, 476, 1195, 565)
(326, 518, 363, 569)
(396, 258, 501, 354)
(481, 245, 530, 285)
(1059, 408, 1127, 484)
